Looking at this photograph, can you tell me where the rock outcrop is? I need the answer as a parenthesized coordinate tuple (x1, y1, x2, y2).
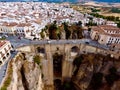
(73, 54, 120, 90)
(4, 53, 43, 90)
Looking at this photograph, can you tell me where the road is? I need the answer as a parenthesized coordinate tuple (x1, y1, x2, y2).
(0, 51, 18, 85)
(6, 36, 110, 50)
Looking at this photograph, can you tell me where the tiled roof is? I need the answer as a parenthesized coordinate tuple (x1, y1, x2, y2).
(0, 41, 6, 48)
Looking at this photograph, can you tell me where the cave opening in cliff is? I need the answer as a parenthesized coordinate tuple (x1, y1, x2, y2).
(21, 65, 29, 90)
(71, 46, 79, 53)
(37, 47, 45, 54)
(53, 52, 63, 78)
(54, 78, 77, 90)
(54, 79, 62, 90)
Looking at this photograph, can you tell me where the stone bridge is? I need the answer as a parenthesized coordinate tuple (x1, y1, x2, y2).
(16, 43, 110, 88)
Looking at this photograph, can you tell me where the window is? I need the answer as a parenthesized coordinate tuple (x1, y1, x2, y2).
(0, 61, 2, 65)
(3, 57, 6, 60)
(7, 53, 9, 57)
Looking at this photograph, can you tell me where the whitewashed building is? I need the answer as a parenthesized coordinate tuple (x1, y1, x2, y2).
(0, 22, 17, 35)
(90, 25, 120, 45)
(0, 40, 12, 65)
(106, 21, 117, 27)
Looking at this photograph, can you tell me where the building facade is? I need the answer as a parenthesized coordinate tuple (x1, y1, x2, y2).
(0, 23, 16, 35)
(0, 22, 36, 40)
(90, 25, 120, 45)
(0, 40, 12, 65)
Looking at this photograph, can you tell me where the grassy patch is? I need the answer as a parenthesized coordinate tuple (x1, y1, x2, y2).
(0, 54, 24, 90)
(0, 60, 13, 90)
(0, 37, 6, 40)
(0, 86, 7, 90)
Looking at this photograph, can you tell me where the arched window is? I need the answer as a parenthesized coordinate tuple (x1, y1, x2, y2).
(0, 61, 2, 65)
(7, 53, 9, 57)
(3, 57, 6, 60)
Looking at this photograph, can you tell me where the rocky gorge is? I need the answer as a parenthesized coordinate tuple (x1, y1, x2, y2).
(0, 53, 43, 90)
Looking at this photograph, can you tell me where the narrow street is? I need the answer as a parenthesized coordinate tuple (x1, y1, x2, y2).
(0, 51, 18, 86)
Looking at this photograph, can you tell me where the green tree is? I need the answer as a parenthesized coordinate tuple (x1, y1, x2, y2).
(0, 37, 6, 40)
(40, 30, 45, 39)
(33, 55, 41, 65)
(48, 21, 58, 39)
(78, 21, 82, 27)
(115, 17, 119, 21)
(117, 21, 120, 28)
(63, 22, 71, 39)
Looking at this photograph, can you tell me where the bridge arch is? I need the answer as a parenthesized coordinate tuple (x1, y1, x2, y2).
(70, 46, 80, 57)
(36, 47, 45, 54)
(71, 46, 79, 53)
(53, 52, 63, 78)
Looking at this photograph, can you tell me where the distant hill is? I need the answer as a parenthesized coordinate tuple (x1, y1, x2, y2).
(0, 0, 119, 3)
(94, 0, 120, 3)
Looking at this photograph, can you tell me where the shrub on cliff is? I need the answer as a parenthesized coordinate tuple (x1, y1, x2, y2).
(33, 55, 41, 65)
(0, 86, 7, 90)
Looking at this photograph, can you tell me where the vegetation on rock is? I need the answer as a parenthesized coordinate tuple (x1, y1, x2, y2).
(33, 55, 41, 65)
(41, 21, 84, 39)
(0, 60, 13, 90)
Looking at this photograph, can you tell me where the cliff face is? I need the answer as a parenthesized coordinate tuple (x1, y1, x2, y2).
(73, 54, 120, 90)
(6, 53, 43, 90)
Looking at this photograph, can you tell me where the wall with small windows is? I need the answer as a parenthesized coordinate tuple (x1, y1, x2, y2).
(107, 37, 120, 45)
(0, 26, 15, 35)
(0, 41, 12, 65)
(98, 34, 109, 45)
(15, 27, 25, 36)
(91, 25, 120, 45)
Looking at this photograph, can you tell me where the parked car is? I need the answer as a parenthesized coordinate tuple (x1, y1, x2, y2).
(4, 35, 8, 37)
(85, 42, 89, 44)
(47, 40, 51, 44)
(18, 36, 21, 40)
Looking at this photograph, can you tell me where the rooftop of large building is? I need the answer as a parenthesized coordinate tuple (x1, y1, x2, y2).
(99, 25, 120, 31)
(92, 25, 120, 37)
(0, 40, 6, 48)
(92, 25, 120, 31)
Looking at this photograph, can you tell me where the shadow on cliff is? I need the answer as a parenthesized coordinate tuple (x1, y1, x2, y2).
(20, 65, 29, 90)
